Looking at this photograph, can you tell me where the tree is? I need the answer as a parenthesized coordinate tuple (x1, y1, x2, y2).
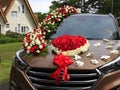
(49, 0, 120, 16)
(98, 0, 120, 17)
(49, 0, 102, 13)
(35, 12, 47, 23)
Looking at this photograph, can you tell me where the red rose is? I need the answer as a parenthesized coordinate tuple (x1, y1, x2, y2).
(52, 35, 87, 51)
(30, 47, 35, 53)
(34, 45, 39, 50)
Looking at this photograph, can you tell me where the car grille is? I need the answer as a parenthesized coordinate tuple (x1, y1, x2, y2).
(26, 68, 100, 90)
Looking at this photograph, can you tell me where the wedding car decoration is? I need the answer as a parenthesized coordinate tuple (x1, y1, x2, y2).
(23, 5, 79, 56)
(51, 35, 89, 56)
(90, 59, 99, 65)
(39, 5, 80, 37)
(23, 28, 46, 55)
(50, 53, 73, 85)
(110, 49, 119, 54)
(75, 60, 84, 67)
(101, 55, 110, 61)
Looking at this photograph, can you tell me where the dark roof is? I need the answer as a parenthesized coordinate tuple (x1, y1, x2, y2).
(0, 6, 7, 23)
(0, 0, 11, 8)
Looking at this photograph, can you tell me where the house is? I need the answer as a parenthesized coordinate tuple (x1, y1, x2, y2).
(0, 0, 38, 34)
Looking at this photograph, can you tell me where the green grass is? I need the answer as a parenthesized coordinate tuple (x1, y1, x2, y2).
(0, 42, 22, 85)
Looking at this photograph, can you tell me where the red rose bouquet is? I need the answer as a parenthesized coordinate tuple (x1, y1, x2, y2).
(23, 28, 46, 55)
(51, 35, 89, 56)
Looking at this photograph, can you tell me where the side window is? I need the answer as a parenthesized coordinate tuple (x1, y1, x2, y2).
(11, 11, 17, 17)
(6, 24, 10, 28)
(21, 26, 29, 33)
(18, 6, 21, 13)
(22, 5, 25, 13)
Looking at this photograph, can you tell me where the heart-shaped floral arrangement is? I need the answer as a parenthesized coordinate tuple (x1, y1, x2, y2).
(51, 35, 89, 56)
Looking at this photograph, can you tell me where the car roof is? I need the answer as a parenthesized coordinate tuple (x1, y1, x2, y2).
(71, 13, 113, 18)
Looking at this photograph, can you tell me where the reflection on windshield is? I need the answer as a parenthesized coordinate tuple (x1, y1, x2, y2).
(51, 15, 119, 40)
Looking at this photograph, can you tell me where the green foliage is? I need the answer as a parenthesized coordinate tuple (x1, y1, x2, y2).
(35, 12, 47, 23)
(6, 30, 24, 38)
(0, 32, 24, 44)
(98, 0, 120, 16)
(0, 37, 21, 44)
(49, 0, 120, 16)
(50, 0, 81, 12)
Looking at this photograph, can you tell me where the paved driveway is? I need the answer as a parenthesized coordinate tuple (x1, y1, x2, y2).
(0, 82, 9, 90)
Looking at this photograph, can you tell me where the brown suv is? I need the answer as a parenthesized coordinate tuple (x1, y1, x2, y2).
(10, 14, 120, 90)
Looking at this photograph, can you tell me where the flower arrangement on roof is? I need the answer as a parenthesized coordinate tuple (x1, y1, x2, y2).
(38, 5, 80, 38)
(51, 35, 89, 56)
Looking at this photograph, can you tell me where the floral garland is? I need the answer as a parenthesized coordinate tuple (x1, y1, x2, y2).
(51, 35, 89, 56)
(23, 29, 46, 55)
(38, 5, 80, 37)
(23, 5, 80, 55)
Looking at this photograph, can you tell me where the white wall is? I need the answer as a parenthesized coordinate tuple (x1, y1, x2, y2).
(6, 0, 36, 34)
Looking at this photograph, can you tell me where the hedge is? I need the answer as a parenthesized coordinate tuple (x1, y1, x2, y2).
(0, 37, 22, 44)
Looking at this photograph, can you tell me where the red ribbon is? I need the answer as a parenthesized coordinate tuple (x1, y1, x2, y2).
(50, 54, 73, 85)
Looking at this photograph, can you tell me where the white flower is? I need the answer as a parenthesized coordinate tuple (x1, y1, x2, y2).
(110, 50, 119, 54)
(27, 46, 31, 50)
(39, 31, 42, 34)
(101, 55, 110, 61)
(31, 41, 35, 45)
(74, 55, 81, 60)
(35, 39, 41, 45)
(36, 50, 40, 53)
(75, 60, 84, 67)
(26, 50, 30, 54)
(86, 53, 94, 57)
(105, 45, 113, 49)
(90, 59, 99, 65)
(48, 30, 51, 32)
(58, 19, 61, 21)
(76, 8, 81, 13)
(109, 41, 115, 45)
(93, 43, 101, 47)
(103, 38, 109, 42)
(42, 40, 45, 43)
(39, 45, 43, 49)
(25, 42, 28, 47)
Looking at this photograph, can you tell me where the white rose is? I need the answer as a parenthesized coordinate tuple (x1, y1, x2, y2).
(31, 41, 35, 45)
(25, 42, 28, 47)
(36, 50, 40, 53)
(35, 39, 41, 45)
(52, 22, 55, 25)
(48, 30, 51, 32)
(27, 46, 31, 50)
(39, 45, 43, 49)
(58, 19, 61, 21)
(26, 50, 30, 54)
(42, 40, 44, 43)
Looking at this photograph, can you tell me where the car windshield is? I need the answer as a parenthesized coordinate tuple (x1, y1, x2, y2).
(51, 14, 119, 40)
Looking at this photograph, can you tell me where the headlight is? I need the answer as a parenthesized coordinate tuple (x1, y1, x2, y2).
(98, 56, 120, 74)
(14, 49, 29, 70)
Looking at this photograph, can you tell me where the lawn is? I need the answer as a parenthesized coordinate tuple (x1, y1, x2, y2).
(0, 42, 22, 85)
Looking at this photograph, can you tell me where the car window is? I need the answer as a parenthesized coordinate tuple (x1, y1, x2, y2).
(51, 15, 119, 40)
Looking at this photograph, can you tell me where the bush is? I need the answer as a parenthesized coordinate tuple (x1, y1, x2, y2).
(0, 37, 21, 44)
(6, 30, 22, 38)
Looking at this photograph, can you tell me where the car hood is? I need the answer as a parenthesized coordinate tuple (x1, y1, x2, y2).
(20, 40, 120, 70)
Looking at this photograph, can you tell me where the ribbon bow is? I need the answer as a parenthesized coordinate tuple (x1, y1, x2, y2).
(50, 53, 73, 85)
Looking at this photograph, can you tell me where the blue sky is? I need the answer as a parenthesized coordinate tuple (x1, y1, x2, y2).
(29, 0, 54, 13)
